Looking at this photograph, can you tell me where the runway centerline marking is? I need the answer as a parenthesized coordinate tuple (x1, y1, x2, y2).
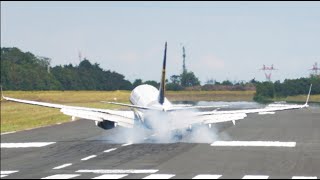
(192, 174, 222, 179)
(81, 155, 97, 161)
(242, 175, 269, 179)
(143, 174, 175, 179)
(92, 174, 128, 179)
(104, 148, 117, 153)
(41, 174, 80, 179)
(76, 169, 159, 174)
(211, 141, 296, 147)
(1, 142, 56, 148)
(292, 176, 317, 179)
(53, 163, 72, 170)
(122, 143, 133, 147)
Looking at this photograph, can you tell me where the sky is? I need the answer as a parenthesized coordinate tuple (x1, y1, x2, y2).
(1, 1, 320, 84)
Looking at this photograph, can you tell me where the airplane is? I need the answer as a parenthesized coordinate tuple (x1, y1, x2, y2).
(1, 42, 312, 133)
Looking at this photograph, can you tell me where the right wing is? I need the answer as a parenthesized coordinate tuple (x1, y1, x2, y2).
(2, 95, 135, 128)
(173, 84, 312, 129)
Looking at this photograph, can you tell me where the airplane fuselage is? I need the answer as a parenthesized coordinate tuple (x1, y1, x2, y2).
(130, 84, 172, 111)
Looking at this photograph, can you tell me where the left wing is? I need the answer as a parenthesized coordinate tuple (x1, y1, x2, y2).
(1, 93, 135, 128)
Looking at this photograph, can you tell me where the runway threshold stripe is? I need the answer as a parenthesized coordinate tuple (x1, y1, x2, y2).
(242, 175, 269, 179)
(1, 171, 19, 174)
(1, 142, 56, 148)
(211, 141, 296, 147)
(292, 176, 317, 179)
(77, 169, 159, 174)
(104, 148, 117, 153)
(92, 174, 128, 179)
(143, 174, 175, 179)
(192, 174, 222, 179)
(81, 155, 97, 161)
(41, 174, 80, 179)
(53, 163, 72, 170)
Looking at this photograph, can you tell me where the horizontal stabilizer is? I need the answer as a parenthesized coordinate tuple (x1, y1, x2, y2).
(167, 105, 228, 111)
(101, 101, 159, 111)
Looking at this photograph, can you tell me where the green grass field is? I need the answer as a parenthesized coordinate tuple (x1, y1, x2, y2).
(1, 90, 319, 133)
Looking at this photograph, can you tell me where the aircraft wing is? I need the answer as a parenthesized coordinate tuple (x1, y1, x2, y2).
(2, 95, 135, 128)
(170, 84, 312, 130)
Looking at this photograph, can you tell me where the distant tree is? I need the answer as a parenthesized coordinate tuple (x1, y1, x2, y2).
(144, 80, 159, 88)
(221, 80, 233, 86)
(132, 79, 143, 88)
(180, 71, 200, 87)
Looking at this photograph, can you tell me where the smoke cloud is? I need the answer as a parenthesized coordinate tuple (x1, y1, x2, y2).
(101, 109, 231, 144)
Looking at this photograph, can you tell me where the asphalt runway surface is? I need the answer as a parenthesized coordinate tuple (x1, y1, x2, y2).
(1, 105, 320, 179)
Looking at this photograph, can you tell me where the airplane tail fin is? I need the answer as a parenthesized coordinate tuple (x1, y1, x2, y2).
(158, 42, 167, 105)
(304, 84, 312, 107)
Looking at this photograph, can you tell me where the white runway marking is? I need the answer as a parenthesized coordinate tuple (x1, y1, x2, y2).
(0, 171, 18, 175)
(1, 132, 16, 135)
(81, 155, 97, 161)
(104, 148, 117, 153)
(1, 142, 56, 148)
(242, 175, 269, 179)
(41, 174, 80, 179)
(53, 163, 72, 170)
(122, 143, 133, 147)
(192, 174, 222, 179)
(92, 174, 128, 179)
(292, 176, 317, 179)
(77, 169, 159, 174)
(143, 174, 175, 179)
(258, 112, 275, 115)
(211, 141, 296, 147)
(0, 170, 18, 178)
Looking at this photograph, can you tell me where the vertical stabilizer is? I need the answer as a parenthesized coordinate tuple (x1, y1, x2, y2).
(158, 42, 167, 105)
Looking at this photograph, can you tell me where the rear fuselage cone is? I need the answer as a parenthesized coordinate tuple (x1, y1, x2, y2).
(130, 84, 172, 111)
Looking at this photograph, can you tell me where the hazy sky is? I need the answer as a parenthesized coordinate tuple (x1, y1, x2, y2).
(1, 1, 320, 84)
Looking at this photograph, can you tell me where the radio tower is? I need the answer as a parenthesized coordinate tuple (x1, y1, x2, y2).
(182, 46, 187, 73)
(78, 50, 83, 62)
(260, 64, 277, 81)
(309, 62, 320, 76)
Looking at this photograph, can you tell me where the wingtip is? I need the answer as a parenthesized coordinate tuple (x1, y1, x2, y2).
(305, 84, 312, 106)
(0, 85, 4, 100)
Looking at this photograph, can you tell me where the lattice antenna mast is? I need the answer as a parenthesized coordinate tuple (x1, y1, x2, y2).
(182, 46, 187, 73)
(78, 50, 82, 62)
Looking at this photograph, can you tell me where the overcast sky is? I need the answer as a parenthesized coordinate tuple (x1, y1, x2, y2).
(1, 1, 320, 84)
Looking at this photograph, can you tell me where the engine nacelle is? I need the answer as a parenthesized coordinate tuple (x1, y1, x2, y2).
(95, 120, 116, 130)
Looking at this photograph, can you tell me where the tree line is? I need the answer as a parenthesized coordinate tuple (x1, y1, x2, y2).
(0, 47, 203, 91)
(1, 47, 135, 90)
(253, 76, 320, 102)
(1, 47, 319, 100)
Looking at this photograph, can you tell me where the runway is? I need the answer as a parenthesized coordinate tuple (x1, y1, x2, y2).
(1, 105, 320, 179)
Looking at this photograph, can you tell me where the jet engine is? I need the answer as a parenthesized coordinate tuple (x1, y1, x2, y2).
(95, 120, 116, 130)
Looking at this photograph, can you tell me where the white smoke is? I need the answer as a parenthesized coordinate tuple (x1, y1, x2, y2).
(101, 109, 231, 144)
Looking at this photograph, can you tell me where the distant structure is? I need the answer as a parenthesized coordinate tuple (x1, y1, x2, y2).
(182, 46, 187, 73)
(309, 62, 320, 76)
(78, 50, 83, 62)
(260, 64, 277, 81)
